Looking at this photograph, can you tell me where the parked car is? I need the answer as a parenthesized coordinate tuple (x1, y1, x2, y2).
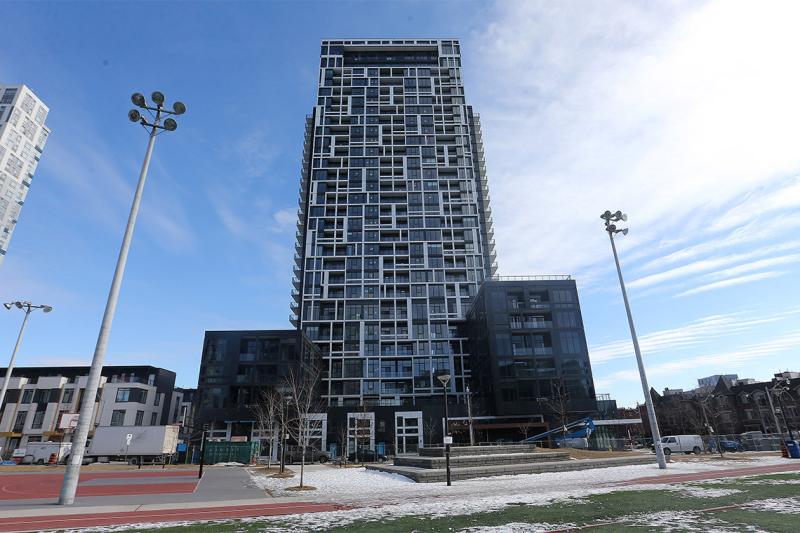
(347, 449, 387, 463)
(283, 445, 330, 464)
(653, 435, 703, 455)
(709, 439, 745, 452)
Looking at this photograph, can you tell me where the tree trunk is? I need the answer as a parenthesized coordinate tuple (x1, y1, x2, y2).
(300, 443, 306, 487)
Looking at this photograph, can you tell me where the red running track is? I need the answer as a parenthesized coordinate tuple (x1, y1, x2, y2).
(0, 471, 199, 500)
(617, 462, 800, 486)
(0, 502, 346, 532)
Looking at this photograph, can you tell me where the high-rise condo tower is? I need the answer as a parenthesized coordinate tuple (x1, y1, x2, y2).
(292, 39, 497, 408)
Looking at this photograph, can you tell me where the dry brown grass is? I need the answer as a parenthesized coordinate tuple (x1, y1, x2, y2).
(286, 485, 317, 491)
(564, 449, 638, 459)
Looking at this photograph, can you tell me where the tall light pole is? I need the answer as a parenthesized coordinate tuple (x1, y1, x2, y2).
(436, 370, 452, 486)
(1, 302, 53, 410)
(466, 386, 475, 446)
(601, 210, 667, 469)
(58, 92, 186, 506)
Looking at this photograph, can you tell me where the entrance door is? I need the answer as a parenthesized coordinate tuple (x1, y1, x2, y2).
(395, 411, 423, 454)
(347, 412, 374, 456)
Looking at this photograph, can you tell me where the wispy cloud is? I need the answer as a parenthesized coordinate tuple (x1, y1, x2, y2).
(626, 240, 800, 290)
(597, 329, 800, 389)
(676, 271, 788, 297)
(589, 307, 800, 364)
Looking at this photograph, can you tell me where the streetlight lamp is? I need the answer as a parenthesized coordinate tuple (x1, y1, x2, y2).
(0, 302, 53, 410)
(58, 92, 186, 506)
(436, 370, 452, 486)
(600, 210, 667, 470)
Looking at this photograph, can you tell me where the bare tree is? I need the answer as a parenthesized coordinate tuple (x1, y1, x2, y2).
(517, 421, 532, 441)
(538, 379, 572, 442)
(353, 400, 373, 465)
(283, 361, 324, 488)
(336, 423, 349, 467)
(252, 389, 281, 470)
(423, 414, 439, 447)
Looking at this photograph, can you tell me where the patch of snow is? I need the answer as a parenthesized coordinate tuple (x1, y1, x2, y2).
(458, 522, 575, 532)
(673, 486, 743, 498)
(744, 497, 800, 514)
(618, 510, 768, 532)
(214, 462, 245, 467)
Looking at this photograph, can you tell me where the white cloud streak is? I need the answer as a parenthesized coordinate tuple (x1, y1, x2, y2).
(589, 307, 800, 364)
(676, 270, 788, 297)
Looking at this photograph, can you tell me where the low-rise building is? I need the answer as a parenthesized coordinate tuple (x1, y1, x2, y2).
(0, 365, 178, 457)
(646, 372, 800, 439)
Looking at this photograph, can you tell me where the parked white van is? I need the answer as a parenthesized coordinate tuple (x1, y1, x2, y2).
(659, 435, 703, 455)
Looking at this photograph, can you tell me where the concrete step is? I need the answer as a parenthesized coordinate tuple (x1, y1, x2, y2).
(367, 455, 658, 483)
(394, 451, 570, 469)
(419, 445, 539, 457)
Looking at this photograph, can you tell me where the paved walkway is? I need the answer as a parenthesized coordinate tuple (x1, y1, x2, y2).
(0, 501, 346, 532)
(0, 466, 265, 509)
(0, 466, 345, 531)
(617, 461, 800, 486)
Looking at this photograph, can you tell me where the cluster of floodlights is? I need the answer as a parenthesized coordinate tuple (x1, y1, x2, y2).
(128, 91, 185, 131)
(600, 210, 629, 236)
(3, 301, 53, 313)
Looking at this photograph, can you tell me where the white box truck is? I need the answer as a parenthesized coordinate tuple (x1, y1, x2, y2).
(84, 425, 180, 465)
(20, 442, 73, 465)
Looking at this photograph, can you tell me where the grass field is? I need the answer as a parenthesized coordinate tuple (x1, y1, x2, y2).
(145, 472, 800, 532)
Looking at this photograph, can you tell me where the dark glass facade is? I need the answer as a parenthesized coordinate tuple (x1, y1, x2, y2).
(466, 278, 597, 423)
(194, 330, 321, 435)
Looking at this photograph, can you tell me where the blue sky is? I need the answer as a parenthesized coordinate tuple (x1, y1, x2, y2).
(1, 1, 798, 406)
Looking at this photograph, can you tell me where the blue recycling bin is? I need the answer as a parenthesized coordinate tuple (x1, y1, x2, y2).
(785, 440, 800, 459)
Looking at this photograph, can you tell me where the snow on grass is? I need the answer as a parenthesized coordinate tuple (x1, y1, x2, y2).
(457, 522, 575, 532)
(247, 458, 735, 504)
(744, 497, 800, 514)
(615, 510, 769, 532)
(672, 486, 743, 498)
(239, 459, 762, 531)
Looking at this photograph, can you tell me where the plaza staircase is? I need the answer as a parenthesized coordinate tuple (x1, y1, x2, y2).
(366, 444, 657, 482)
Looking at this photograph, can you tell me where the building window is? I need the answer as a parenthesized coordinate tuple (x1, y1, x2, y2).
(21, 389, 34, 404)
(150, 413, 158, 426)
(61, 388, 74, 404)
(135, 411, 145, 426)
(560, 332, 583, 354)
(115, 388, 148, 403)
(31, 411, 45, 429)
(154, 393, 161, 406)
(12, 411, 27, 432)
(110, 410, 126, 426)
(1, 88, 17, 104)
